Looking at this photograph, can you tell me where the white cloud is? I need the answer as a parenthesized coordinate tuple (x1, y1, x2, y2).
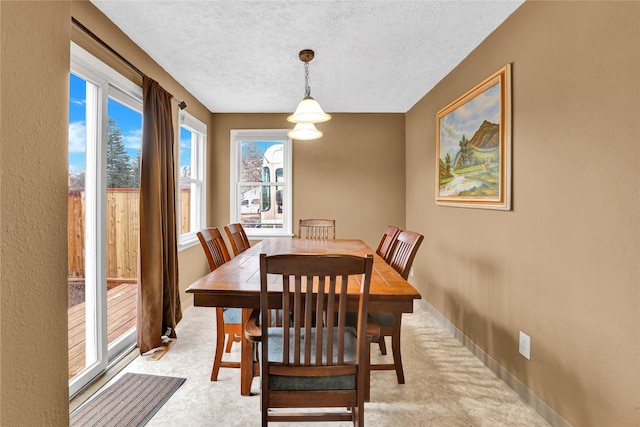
(122, 128, 142, 150)
(68, 121, 86, 152)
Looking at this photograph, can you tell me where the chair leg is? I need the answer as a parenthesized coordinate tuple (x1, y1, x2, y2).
(357, 358, 366, 426)
(224, 333, 234, 353)
(364, 340, 371, 402)
(211, 308, 226, 381)
(377, 335, 387, 355)
(391, 313, 405, 384)
(261, 386, 268, 427)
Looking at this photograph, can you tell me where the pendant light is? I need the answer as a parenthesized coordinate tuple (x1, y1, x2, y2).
(287, 49, 331, 140)
(287, 122, 323, 140)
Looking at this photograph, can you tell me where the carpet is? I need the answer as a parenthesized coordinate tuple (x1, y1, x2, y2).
(70, 373, 186, 427)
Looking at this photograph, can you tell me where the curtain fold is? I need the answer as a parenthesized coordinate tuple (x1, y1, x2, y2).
(137, 76, 182, 354)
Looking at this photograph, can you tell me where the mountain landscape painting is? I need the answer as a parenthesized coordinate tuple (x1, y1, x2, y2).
(436, 64, 511, 210)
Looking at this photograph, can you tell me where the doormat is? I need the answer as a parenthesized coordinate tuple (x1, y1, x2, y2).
(70, 373, 186, 426)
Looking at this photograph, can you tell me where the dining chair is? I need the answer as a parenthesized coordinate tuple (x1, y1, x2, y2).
(298, 218, 336, 239)
(370, 230, 424, 384)
(376, 225, 401, 262)
(245, 253, 376, 426)
(224, 223, 251, 256)
(196, 227, 242, 381)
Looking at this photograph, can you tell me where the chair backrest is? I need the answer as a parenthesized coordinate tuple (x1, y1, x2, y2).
(197, 227, 231, 272)
(298, 218, 336, 239)
(259, 252, 373, 374)
(224, 223, 251, 256)
(387, 230, 424, 280)
(376, 225, 401, 262)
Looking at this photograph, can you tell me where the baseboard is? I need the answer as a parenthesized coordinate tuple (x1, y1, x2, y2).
(417, 300, 570, 427)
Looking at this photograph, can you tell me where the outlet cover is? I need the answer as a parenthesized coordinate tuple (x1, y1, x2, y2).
(519, 331, 531, 360)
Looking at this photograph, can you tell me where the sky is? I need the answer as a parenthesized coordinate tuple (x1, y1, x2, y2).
(438, 82, 501, 160)
(69, 73, 191, 172)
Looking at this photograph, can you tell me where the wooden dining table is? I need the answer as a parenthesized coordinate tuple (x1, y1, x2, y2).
(186, 237, 422, 396)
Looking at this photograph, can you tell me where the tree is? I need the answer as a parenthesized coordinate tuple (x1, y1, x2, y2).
(130, 152, 141, 188)
(241, 142, 263, 182)
(106, 117, 133, 188)
(445, 153, 452, 175)
(68, 170, 85, 190)
(458, 134, 473, 168)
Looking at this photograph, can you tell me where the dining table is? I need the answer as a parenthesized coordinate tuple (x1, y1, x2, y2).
(185, 237, 422, 396)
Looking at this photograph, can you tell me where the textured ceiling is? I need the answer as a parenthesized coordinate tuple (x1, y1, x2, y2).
(91, 1, 524, 113)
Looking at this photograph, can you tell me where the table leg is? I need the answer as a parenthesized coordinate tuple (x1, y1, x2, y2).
(240, 308, 254, 396)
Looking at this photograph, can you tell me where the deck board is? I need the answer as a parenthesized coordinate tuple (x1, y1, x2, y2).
(68, 282, 137, 379)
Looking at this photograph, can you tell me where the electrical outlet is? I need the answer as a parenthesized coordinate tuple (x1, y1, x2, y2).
(519, 331, 531, 360)
(410, 267, 414, 277)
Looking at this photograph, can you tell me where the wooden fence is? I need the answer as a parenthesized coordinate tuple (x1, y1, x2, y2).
(68, 188, 190, 279)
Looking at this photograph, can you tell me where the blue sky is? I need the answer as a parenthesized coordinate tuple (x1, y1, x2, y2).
(69, 73, 190, 172)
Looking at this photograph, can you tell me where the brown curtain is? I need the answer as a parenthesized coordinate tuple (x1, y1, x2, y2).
(137, 76, 182, 354)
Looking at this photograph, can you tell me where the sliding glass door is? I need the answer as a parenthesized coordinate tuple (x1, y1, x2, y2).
(68, 44, 142, 397)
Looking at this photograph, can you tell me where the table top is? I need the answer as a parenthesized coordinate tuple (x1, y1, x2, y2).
(186, 238, 422, 313)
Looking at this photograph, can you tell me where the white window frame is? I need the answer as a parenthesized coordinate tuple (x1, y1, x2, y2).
(230, 129, 293, 238)
(70, 42, 142, 397)
(178, 112, 207, 249)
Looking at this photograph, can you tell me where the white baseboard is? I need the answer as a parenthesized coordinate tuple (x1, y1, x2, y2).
(417, 300, 570, 427)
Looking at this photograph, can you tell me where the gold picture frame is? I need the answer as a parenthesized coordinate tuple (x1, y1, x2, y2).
(436, 64, 511, 210)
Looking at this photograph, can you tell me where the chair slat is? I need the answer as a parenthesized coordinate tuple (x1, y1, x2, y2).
(376, 225, 401, 262)
(283, 276, 290, 364)
(224, 223, 251, 256)
(298, 219, 336, 239)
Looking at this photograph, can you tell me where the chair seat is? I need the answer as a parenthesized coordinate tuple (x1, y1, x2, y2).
(369, 312, 395, 327)
(346, 311, 394, 327)
(264, 327, 357, 391)
(222, 307, 242, 324)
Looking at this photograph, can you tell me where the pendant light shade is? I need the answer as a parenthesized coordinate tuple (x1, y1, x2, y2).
(287, 122, 323, 140)
(287, 97, 332, 123)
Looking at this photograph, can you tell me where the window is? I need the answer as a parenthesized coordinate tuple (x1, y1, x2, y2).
(230, 130, 292, 238)
(178, 112, 207, 248)
(69, 42, 142, 397)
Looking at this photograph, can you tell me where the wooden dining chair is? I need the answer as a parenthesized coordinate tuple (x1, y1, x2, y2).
(224, 223, 251, 256)
(298, 218, 336, 239)
(197, 227, 243, 381)
(370, 230, 424, 384)
(376, 225, 401, 262)
(245, 253, 376, 426)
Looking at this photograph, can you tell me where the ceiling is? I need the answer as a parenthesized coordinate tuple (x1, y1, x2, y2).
(91, 1, 524, 114)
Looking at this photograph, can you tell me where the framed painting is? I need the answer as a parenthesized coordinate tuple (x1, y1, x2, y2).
(435, 64, 511, 210)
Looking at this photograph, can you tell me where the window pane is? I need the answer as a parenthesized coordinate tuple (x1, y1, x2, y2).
(237, 141, 284, 230)
(179, 127, 193, 235)
(239, 184, 283, 229)
(68, 73, 88, 378)
(106, 97, 141, 348)
(180, 127, 193, 178)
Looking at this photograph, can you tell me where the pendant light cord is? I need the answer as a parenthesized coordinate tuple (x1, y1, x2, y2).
(304, 62, 311, 98)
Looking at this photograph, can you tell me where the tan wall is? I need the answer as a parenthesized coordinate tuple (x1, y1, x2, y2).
(405, 2, 640, 426)
(1, 2, 71, 425)
(210, 113, 406, 249)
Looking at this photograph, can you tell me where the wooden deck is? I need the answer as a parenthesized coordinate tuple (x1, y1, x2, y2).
(68, 282, 137, 379)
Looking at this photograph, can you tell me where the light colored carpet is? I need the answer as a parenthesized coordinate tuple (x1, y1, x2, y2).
(114, 303, 549, 426)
